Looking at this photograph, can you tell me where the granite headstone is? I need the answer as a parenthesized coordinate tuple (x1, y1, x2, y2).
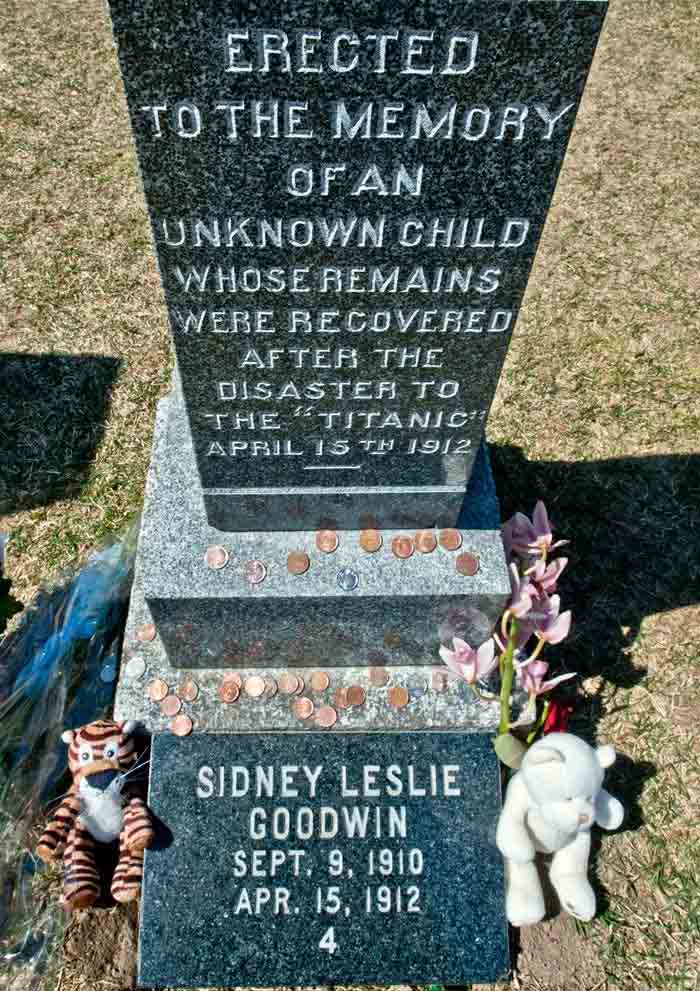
(138, 731, 508, 987)
(108, 0, 608, 531)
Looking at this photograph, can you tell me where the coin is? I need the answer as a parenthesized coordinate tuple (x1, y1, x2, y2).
(359, 529, 383, 553)
(415, 530, 437, 554)
(391, 535, 415, 559)
(407, 674, 427, 700)
(161, 695, 182, 717)
(170, 714, 193, 737)
(178, 678, 199, 703)
(316, 705, 338, 728)
(293, 697, 315, 720)
(432, 669, 449, 693)
(243, 560, 267, 585)
(218, 678, 241, 703)
(347, 685, 366, 706)
(439, 528, 463, 551)
(228, 672, 243, 689)
(456, 551, 480, 576)
(263, 676, 278, 699)
(294, 676, 306, 695)
(316, 530, 339, 554)
(333, 687, 349, 710)
(125, 656, 146, 680)
(148, 679, 168, 702)
(310, 671, 330, 693)
(388, 686, 410, 709)
(287, 551, 310, 575)
(369, 666, 390, 687)
(136, 622, 156, 643)
(336, 567, 359, 591)
(278, 673, 299, 695)
(100, 662, 117, 683)
(244, 675, 266, 698)
(205, 545, 229, 570)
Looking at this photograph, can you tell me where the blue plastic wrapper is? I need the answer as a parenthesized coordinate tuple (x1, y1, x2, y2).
(0, 524, 137, 986)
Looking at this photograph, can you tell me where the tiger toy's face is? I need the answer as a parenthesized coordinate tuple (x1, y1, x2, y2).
(62, 720, 141, 844)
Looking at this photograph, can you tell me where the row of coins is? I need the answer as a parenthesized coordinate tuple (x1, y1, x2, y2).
(204, 527, 480, 585)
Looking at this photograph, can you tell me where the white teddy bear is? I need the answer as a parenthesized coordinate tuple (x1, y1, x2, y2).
(496, 732, 624, 926)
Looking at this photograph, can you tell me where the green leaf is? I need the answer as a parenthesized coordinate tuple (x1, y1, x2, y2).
(494, 732, 527, 769)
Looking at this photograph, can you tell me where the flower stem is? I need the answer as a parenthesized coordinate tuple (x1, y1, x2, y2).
(498, 617, 518, 736)
(526, 699, 550, 744)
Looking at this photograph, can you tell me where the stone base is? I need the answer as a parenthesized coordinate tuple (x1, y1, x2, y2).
(130, 390, 509, 672)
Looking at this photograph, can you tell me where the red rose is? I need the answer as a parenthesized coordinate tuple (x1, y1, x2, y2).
(543, 697, 575, 734)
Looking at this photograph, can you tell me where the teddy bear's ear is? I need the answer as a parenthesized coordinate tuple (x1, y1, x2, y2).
(596, 744, 616, 768)
(525, 746, 565, 768)
(61, 730, 75, 745)
(119, 720, 138, 737)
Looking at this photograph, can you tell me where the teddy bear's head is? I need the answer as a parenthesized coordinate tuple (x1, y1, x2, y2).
(62, 719, 139, 789)
(520, 732, 616, 835)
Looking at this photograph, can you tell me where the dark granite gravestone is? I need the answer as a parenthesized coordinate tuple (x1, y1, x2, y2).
(138, 732, 508, 988)
(108, 0, 608, 531)
(105, 2, 608, 986)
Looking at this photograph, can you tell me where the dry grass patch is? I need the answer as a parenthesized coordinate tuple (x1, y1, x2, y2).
(1, 0, 700, 990)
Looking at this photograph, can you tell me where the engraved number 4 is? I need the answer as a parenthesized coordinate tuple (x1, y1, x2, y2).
(319, 927, 338, 955)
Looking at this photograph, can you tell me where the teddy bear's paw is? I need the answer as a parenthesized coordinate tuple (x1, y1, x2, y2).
(505, 862, 546, 927)
(551, 873, 596, 921)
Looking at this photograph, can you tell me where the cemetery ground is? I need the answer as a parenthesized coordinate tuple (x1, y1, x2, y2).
(1, 0, 699, 990)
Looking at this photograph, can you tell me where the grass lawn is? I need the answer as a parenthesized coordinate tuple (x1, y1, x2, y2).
(2, 0, 700, 989)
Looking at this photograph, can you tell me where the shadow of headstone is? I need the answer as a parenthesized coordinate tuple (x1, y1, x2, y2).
(0, 353, 121, 514)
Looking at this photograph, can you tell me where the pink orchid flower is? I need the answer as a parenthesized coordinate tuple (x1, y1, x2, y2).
(531, 592, 572, 644)
(439, 636, 497, 685)
(516, 658, 577, 696)
(526, 556, 568, 595)
(508, 563, 534, 619)
(502, 502, 569, 560)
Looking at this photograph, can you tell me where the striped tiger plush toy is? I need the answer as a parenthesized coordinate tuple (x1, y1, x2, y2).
(36, 719, 154, 908)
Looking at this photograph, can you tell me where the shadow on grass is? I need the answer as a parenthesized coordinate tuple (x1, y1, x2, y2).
(0, 353, 121, 515)
(490, 444, 699, 923)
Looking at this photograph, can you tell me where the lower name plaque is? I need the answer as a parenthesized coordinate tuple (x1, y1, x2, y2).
(139, 731, 509, 987)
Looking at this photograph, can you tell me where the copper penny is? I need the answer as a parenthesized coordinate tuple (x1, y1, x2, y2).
(136, 622, 156, 643)
(347, 685, 366, 706)
(456, 551, 480, 577)
(160, 695, 182, 717)
(316, 530, 339, 554)
(228, 672, 243, 689)
(287, 551, 310, 575)
(205, 545, 229, 570)
(218, 678, 241, 703)
(294, 676, 306, 695)
(333, 687, 350, 710)
(316, 705, 338, 728)
(359, 529, 383, 553)
(170, 714, 193, 737)
(278, 673, 299, 695)
(439, 529, 463, 551)
(293, 697, 315, 720)
(415, 530, 437, 554)
(310, 671, 330, 693)
(147, 679, 169, 702)
(388, 686, 410, 709)
(391, 535, 415, 560)
(178, 678, 199, 703)
(244, 675, 266, 698)
(243, 560, 267, 585)
(369, 666, 390, 688)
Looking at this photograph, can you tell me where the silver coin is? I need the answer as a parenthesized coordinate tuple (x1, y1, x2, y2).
(100, 662, 117, 683)
(406, 674, 428, 700)
(124, 656, 146, 680)
(337, 568, 359, 591)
